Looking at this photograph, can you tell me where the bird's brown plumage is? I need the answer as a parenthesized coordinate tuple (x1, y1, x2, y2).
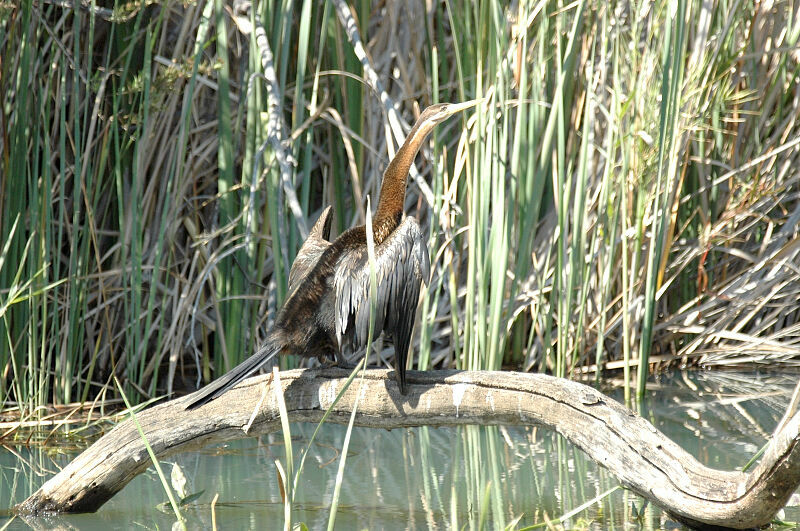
(185, 100, 480, 409)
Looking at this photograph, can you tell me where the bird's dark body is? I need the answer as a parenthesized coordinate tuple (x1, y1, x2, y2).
(274, 210, 403, 359)
(185, 101, 479, 410)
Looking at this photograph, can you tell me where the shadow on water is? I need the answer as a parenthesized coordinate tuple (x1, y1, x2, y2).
(1, 370, 799, 529)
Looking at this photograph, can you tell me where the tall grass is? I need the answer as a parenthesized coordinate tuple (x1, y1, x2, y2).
(1, 0, 799, 415)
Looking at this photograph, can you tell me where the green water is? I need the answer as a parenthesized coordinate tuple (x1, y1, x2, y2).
(2, 371, 799, 529)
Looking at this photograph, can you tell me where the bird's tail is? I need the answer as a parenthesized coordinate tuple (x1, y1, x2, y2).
(184, 339, 282, 410)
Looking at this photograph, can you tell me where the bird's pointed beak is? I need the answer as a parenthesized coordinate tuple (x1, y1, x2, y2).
(446, 98, 485, 115)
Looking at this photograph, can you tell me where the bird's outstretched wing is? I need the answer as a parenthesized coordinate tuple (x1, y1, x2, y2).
(288, 206, 333, 294)
(333, 216, 430, 393)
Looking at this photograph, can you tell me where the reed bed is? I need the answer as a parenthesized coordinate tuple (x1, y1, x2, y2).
(1, 0, 799, 416)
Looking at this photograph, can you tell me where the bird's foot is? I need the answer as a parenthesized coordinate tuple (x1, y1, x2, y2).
(318, 354, 338, 368)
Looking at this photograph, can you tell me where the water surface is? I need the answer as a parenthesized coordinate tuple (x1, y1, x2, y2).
(2, 371, 798, 529)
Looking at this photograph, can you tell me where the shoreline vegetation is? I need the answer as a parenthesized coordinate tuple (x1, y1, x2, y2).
(1, 0, 799, 422)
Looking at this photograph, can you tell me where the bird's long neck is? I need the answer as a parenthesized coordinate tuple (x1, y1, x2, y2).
(374, 116, 438, 223)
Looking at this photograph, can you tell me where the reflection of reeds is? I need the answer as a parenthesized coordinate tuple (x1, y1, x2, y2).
(1, 370, 794, 526)
(2, 0, 800, 415)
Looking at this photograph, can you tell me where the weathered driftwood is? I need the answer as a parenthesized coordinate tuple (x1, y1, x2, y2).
(14, 368, 800, 529)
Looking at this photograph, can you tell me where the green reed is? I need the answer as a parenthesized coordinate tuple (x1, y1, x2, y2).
(2, 0, 798, 413)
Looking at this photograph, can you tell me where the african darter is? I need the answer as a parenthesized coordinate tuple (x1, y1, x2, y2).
(186, 100, 480, 409)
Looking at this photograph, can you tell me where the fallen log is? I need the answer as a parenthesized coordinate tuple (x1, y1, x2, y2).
(14, 368, 800, 529)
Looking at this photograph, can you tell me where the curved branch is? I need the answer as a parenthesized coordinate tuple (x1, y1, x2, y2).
(15, 369, 800, 529)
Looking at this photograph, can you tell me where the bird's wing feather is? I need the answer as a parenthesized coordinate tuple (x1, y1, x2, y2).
(334, 216, 430, 390)
(184, 338, 282, 410)
(288, 206, 333, 293)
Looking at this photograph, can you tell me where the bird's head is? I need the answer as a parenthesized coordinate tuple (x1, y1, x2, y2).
(418, 99, 484, 125)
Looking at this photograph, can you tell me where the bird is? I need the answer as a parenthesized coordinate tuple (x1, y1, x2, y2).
(185, 99, 481, 410)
